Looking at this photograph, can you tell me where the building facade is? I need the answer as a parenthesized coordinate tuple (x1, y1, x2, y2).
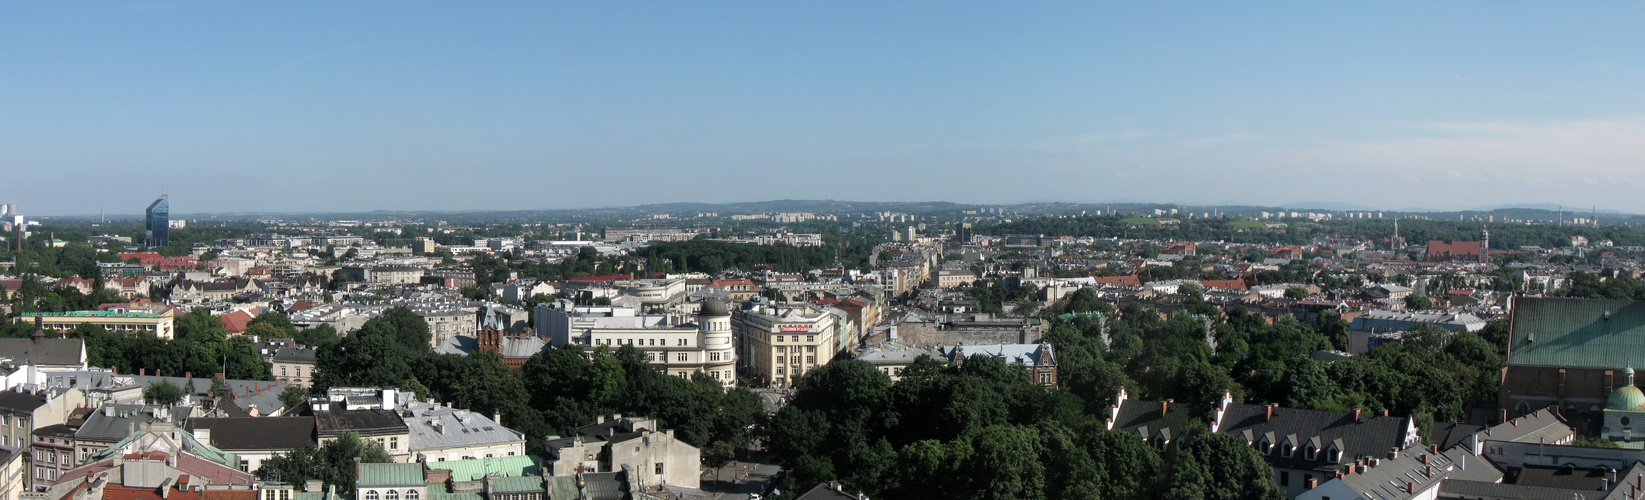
(534, 300, 736, 387)
(731, 303, 842, 387)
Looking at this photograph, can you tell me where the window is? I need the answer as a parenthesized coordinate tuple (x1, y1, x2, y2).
(677, 353, 688, 362)
(655, 462, 664, 475)
(281, 367, 287, 377)
(386, 491, 398, 500)
(677, 339, 687, 346)
(792, 356, 801, 364)
(1305, 445, 1317, 460)
(1281, 444, 1294, 458)
(806, 356, 815, 364)
(1279, 471, 1289, 487)
(807, 335, 815, 342)
(1258, 441, 1271, 454)
(365, 491, 379, 500)
(1327, 448, 1340, 462)
(406, 492, 418, 500)
(390, 437, 398, 450)
(806, 346, 815, 353)
(712, 371, 721, 379)
(776, 368, 785, 375)
(710, 353, 721, 361)
(777, 346, 786, 353)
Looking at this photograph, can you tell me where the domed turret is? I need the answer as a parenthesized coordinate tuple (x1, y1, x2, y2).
(700, 298, 730, 317)
(1609, 366, 1645, 412)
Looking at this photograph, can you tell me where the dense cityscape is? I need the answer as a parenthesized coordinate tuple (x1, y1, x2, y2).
(0, 197, 1643, 499)
(11, 2, 1645, 499)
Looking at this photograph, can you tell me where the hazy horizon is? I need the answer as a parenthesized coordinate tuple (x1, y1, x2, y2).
(8, 2, 1645, 215)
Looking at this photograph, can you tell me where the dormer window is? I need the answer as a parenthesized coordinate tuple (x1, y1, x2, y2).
(1327, 448, 1341, 462)
(1281, 443, 1295, 458)
(1258, 439, 1272, 454)
(1305, 445, 1317, 460)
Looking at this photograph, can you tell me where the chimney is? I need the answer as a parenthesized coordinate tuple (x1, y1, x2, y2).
(1305, 477, 1318, 490)
(1499, 408, 1508, 424)
(1388, 448, 1398, 460)
(1265, 405, 1274, 422)
(1381, 409, 1389, 417)
(1353, 408, 1361, 421)
(139, 368, 146, 376)
(156, 370, 161, 377)
(1512, 418, 1519, 427)
(1419, 454, 1428, 464)
(1161, 400, 1171, 417)
(1405, 482, 1415, 494)
(1424, 465, 1433, 478)
(111, 366, 117, 374)
(1430, 444, 1439, 454)
(184, 372, 190, 379)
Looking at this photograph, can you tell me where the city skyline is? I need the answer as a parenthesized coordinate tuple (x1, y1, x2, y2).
(7, 2, 1645, 214)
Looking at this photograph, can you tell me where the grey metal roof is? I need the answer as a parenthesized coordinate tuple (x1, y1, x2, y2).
(0, 337, 85, 367)
(75, 404, 194, 442)
(403, 405, 523, 453)
(854, 341, 941, 366)
(1217, 403, 1413, 472)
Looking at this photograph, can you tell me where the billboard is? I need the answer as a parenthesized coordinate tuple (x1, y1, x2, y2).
(779, 325, 813, 333)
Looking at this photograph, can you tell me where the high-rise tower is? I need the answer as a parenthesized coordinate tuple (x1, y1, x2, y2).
(145, 195, 169, 248)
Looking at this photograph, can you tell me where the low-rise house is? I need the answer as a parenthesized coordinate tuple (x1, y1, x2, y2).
(354, 463, 429, 500)
(402, 404, 524, 463)
(1212, 400, 1420, 499)
(854, 341, 941, 382)
(270, 347, 317, 389)
(314, 409, 411, 462)
(186, 416, 316, 473)
(543, 415, 700, 490)
(937, 343, 1057, 387)
(1104, 388, 1198, 452)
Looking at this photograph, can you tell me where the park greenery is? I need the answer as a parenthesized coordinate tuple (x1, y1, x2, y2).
(764, 286, 1509, 499)
(302, 307, 763, 458)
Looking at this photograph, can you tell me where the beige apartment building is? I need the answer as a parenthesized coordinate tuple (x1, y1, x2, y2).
(731, 302, 843, 388)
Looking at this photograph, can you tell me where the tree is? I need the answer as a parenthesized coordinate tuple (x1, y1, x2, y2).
(1405, 295, 1433, 311)
(258, 432, 390, 493)
(143, 380, 184, 405)
(279, 385, 308, 411)
(244, 323, 287, 340)
(1284, 286, 1308, 300)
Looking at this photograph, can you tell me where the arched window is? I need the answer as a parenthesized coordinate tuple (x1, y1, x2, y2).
(406, 491, 419, 500)
(1305, 445, 1317, 460)
(1327, 448, 1341, 462)
(386, 491, 398, 500)
(364, 491, 379, 500)
(1258, 440, 1271, 454)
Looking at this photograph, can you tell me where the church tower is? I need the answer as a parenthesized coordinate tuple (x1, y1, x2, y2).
(1480, 225, 1490, 264)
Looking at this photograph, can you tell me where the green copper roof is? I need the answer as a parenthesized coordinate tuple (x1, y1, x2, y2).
(1609, 386, 1645, 412)
(357, 463, 426, 488)
(424, 455, 540, 482)
(1509, 297, 1645, 369)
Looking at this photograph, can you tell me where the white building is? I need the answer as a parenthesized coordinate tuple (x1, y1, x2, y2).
(534, 300, 736, 387)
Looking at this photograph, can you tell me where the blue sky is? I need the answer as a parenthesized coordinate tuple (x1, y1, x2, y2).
(6, 2, 1645, 215)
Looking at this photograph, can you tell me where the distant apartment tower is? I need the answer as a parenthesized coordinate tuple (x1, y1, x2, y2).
(145, 195, 170, 247)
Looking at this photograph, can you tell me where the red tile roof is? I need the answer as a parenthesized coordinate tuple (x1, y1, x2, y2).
(1091, 275, 1142, 286)
(221, 310, 257, 334)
